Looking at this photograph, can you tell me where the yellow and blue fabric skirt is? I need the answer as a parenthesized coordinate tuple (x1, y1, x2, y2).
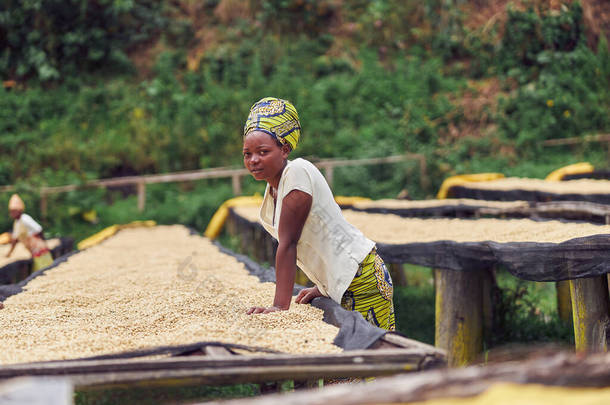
(341, 247, 395, 331)
(32, 250, 53, 272)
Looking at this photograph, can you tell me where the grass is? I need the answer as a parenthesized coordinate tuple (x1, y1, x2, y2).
(74, 384, 260, 405)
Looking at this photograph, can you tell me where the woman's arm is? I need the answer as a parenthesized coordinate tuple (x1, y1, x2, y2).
(5, 238, 17, 258)
(247, 189, 312, 314)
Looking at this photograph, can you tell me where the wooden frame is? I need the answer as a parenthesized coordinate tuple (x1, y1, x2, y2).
(0, 153, 427, 217)
(227, 208, 610, 367)
(0, 337, 445, 390)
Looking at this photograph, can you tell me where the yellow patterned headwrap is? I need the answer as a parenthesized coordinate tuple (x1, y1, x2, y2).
(243, 97, 301, 151)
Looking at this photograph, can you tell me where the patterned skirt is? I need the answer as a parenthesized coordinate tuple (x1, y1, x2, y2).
(341, 247, 395, 331)
(32, 251, 53, 272)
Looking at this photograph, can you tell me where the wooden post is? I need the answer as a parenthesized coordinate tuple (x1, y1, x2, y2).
(556, 280, 573, 324)
(388, 263, 408, 287)
(435, 269, 484, 367)
(324, 166, 334, 189)
(232, 174, 242, 196)
(417, 155, 429, 192)
(569, 276, 610, 352)
(226, 212, 237, 237)
(137, 182, 146, 212)
(40, 189, 48, 221)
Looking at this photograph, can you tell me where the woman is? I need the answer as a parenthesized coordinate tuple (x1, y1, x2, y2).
(5, 194, 53, 272)
(243, 97, 395, 330)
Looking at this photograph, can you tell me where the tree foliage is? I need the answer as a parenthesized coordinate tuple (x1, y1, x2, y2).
(0, 0, 167, 81)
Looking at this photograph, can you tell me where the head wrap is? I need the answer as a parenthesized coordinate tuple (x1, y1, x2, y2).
(243, 97, 301, 151)
(8, 194, 25, 211)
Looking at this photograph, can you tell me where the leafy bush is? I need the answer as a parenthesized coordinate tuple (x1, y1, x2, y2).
(491, 273, 574, 346)
(495, 4, 610, 152)
(0, 0, 168, 81)
(498, 2, 584, 74)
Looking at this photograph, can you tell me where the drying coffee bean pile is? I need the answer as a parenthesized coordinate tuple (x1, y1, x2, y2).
(458, 177, 610, 194)
(232, 205, 610, 243)
(0, 226, 340, 365)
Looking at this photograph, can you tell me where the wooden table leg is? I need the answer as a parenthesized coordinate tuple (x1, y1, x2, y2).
(556, 280, 573, 325)
(435, 268, 485, 367)
(570, 276, 610, 352)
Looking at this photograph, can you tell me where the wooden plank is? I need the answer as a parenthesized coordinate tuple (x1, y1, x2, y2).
(0, 349, 442, 378)
(204, 346, 233, 358)
(541, 133, 610, 146)
(323, 166, 334, 189)
(206, 351, 610, 405)
(0, 377, 73, 405)
(556, 280, 573, 325)
(68, 363, 420, 390)
(0, 349, 444, 390)
(4, 155, 425, 198)
(231, 174, 242, 196)
(379, 334, 444, 356)
(136, 182, 146, 212)
(569, 275, 610, 351)
(435, 268, 485, 367)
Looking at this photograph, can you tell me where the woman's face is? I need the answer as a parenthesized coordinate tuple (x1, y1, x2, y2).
(243, 131, 290, 182)
(9, 209, 22, 219)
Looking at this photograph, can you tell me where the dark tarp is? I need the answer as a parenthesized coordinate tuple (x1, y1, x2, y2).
(449, 185, 610, 205)
(377, 233, 610, 282)
(213, 242, 387, 350)
(562, 171, 610, 181)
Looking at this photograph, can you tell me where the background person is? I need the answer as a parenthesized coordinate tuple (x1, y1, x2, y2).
(242, 97, 395, 331)
(5, 194, 53, 271)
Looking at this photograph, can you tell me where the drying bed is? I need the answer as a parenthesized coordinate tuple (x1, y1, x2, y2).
(0, 226, 341, 365)
(447, 177, 610, 204)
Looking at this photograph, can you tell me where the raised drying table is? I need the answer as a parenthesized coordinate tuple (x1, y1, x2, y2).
(230, 205, 610, 366)
(0, 225, 444, 389)
(346, 198, 610, 224)
(207, 350, 610, 405)
(445, 177, 610, 204)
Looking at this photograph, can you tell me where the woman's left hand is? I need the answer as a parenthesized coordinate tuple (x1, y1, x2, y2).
(246, 306, 284, 315)
(295, 286, 322, 304)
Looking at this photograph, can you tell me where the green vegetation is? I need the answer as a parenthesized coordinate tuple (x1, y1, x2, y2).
(74, 383, 259, 405)
(492, 269, 574, 346)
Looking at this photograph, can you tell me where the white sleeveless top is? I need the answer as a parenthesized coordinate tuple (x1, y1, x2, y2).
(259, 158, 375, 304)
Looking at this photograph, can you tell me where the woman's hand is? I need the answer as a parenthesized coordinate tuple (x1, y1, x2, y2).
(295, 286, 322, 304)
(246, 306, 285, 315)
